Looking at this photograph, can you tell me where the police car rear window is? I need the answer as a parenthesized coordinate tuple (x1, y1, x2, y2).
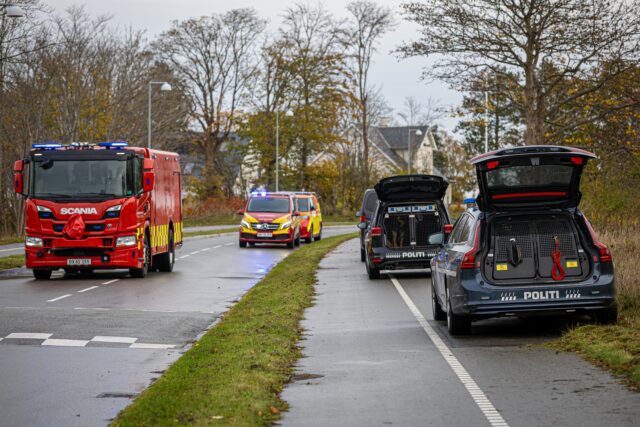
(487, 165, 573, 189)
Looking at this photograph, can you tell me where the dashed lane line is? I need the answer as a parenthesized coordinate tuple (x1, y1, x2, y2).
(213, 245, 222, 249)
(190, 250, 201, 255)
(201, 247, 211, 251)
(102, 279, 120, 285)
(5, 333, 52, 340)
(224, 242, 234, 246)
(47, 294, 72, 303)
(1, 333, 177, 349)
(179, 254, 190, 259)
(77, 286, 99, 293)
(389, 275, 509, 427)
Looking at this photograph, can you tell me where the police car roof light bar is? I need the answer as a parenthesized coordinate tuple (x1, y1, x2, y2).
(32, 143, 63, 150)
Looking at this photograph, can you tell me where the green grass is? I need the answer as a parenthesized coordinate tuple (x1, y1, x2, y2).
(0, 255, 25, 271)
(0, 236, 23, 246)
(184, 227, 239, 239)
(113, 232, 357, 426)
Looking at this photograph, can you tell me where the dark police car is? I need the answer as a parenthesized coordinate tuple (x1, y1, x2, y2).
(356, 189, 378, 262)
(361, 175, 450, 280)
(430, 146, 616, 335)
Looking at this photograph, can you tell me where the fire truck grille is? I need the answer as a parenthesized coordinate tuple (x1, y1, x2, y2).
(52, 248, 106, 257)
(53, 223, 106, 232)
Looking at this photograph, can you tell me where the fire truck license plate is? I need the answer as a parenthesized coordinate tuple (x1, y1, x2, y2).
(67, 259, 92, 266)
(257, 232, 273, 238)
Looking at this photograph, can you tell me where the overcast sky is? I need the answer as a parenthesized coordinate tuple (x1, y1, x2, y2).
(44, 0, 461, 130)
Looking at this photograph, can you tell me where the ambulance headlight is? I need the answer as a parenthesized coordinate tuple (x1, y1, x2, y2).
(241, 219, 250, 229)
(116, 235, 137, 247)
(280, 221, 292, 230)
(26, 236, 43, 247)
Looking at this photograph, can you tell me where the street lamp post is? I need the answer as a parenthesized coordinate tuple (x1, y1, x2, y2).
(147, 81, 172, 149)
(275, 109, 293, 192)
(407, 128, 423, 175)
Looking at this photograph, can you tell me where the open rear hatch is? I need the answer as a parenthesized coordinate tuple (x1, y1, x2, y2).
(471, 145, 595, 212)
(375, 175, 448, 250)
(471, 146, 596, 283)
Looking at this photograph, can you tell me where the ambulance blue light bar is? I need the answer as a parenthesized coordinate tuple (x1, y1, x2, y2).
(250, 191, 268, 197)
(98, 141, 128, 148)
(32, 143, 63, 150)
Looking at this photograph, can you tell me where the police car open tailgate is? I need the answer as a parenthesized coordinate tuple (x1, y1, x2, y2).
(470, 146, 596, 212)
(374, 175, 448, 203)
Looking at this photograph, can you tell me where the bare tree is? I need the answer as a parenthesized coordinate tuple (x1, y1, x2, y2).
(344, 0, 395, 187)
(155, 9, 266, 194)
(398, 95, 441, 126)
(399, 0, 640, 145)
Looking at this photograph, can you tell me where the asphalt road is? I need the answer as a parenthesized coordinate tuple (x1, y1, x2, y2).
(282, 239, 640, 427)
(0, 226, 354, 427)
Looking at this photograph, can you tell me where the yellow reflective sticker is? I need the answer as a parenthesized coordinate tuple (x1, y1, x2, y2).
(566, 260, 578, 268)
(496, 264, 508, 271)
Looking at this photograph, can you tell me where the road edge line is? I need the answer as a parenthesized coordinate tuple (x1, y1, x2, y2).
(389, 275, 509, 427)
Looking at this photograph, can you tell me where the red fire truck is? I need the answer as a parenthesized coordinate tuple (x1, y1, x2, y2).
(13, 142, 183, 280)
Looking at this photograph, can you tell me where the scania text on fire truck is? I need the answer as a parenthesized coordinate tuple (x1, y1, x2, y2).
(14, 142, 183, 280)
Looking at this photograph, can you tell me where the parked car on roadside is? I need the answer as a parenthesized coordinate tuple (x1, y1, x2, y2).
(362, 175, 451, 279)
(430, 145, 617, 335)
(238, 192, 301, 249)
(356, 189, 378, 262)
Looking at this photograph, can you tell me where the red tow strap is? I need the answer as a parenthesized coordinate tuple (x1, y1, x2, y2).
(551, 236, 565, 281)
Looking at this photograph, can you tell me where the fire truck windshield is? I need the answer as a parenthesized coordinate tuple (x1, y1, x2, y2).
(32, 159, 134, 200)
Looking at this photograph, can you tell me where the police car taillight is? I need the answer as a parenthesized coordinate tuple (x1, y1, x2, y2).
(371, 227, 382, 236)
(583, 216, 612, 263)
(360, 215, 366, 223)
(461, 221, 482, 269)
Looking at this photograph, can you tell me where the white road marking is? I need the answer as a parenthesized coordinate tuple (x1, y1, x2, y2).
(5, 332, 52, 340)
(201, 247, 211, 251)
(42, 339, 89, 347)
(389, 276, 509, 427)
(179, 255, 190, 259)
(224, 242, 233, 246)
(102, 279, 120, 285)
(47, 294, 72, 303)
(0, 247, 21, 253)
(213, 245, 222, 249)
(129, 343, 175, 349)
(190, 251, 201, 255)
(77, 286, 99, 293)
(74, 307, 110, 311)
(92, 336, 137, 344)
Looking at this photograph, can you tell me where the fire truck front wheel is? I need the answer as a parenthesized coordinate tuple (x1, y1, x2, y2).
(130, 233, 151, 278)
(33, 269, 52, 280)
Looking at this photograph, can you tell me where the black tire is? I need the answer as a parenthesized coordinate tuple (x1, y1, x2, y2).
(248, 242, 255, 247)
(305, 226, 313, 244)
(360, 247, 366, 262)
(593, 305, 618, 325)
(315, 224, 322, 241)
(130, 233, 150, 278)
(33, 269, 52, 280)
(157, 229, 175, 272)
(239, 240, 247, 248)
(432, 283, 446, 321)
(366, 260, 380, 280)
(295, 232, 301, 247)
(447, 295, 471, 335)
(63, 268, 78, 276)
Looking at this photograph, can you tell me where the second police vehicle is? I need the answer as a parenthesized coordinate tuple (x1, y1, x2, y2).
(430, 146, 617, 335)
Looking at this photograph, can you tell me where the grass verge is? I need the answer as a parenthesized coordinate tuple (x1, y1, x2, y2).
(0, 255, 25, 271)
(113, 232, 357, 426)
(183, 227, 239, 239)
(549, 221, 640, 391)
(0, 236, 23, 246)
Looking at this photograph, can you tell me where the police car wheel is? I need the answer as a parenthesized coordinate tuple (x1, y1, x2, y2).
(33, 269, 52, 280)
(360, 247, 366, 262)
(366, 260, 380, 280)
(239, 240, 247, 248)
(431, 285, 446, 321)
(447, 297, 471, 335)
(593, 306, 618, 325)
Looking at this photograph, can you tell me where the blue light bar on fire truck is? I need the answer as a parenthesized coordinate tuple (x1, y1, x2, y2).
(32, 143, 63, 150)
(98, 141, 128, 149)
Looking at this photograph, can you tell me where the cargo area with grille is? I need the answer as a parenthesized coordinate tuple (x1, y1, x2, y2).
(415, 213, 442, 247)
(383, 214, 412, 249)
(491, 221, 536, 280)
(484, 215, 588, 284)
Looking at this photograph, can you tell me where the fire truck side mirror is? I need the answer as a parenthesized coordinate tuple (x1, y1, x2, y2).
(143, 158, 154, 170)
(143, 171, 155, 192)
(13, 160, 24, 194)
